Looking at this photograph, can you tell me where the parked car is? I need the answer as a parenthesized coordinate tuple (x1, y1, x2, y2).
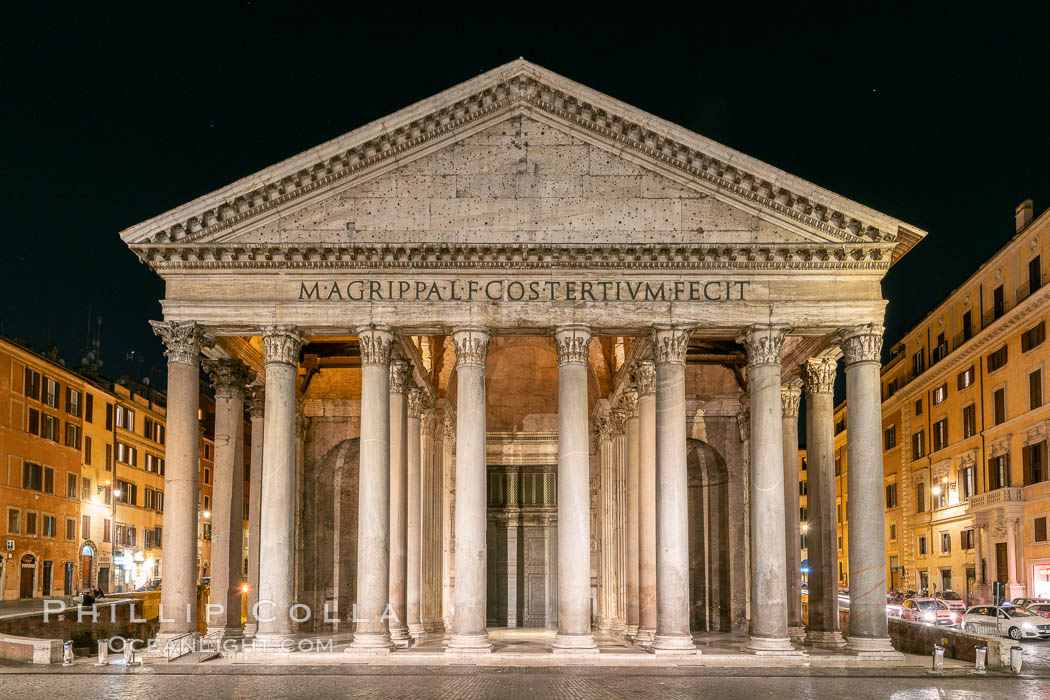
(938, 590, 966, 613)
(963, 605, 1050, 640)
(1012, 597, 1050, 608)
(1027, 603, 1050, 619)
(900, 598, 957, 626)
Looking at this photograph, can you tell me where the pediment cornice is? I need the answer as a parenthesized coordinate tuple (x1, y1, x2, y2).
(132, 241, 893, 272)
(120, 59, 925, 264)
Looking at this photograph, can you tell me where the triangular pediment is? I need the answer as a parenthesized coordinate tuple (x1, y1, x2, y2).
(121, 59, 925, 263)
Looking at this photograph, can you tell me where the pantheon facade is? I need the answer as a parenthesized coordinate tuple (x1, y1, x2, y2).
(121, 60, 924, 657)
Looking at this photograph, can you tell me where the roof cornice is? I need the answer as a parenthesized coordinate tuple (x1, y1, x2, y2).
(120, 59, 925, 265)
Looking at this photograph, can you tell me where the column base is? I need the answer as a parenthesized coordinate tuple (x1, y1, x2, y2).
(650, 634, 697, 656)
(788, 626, 807, 643)
(805, 630, 846, 649)
(844, 636, 903, 659)
(611, 622, 627, 633)
(347, 632, 394, 653)
(445, 633, 493, 653)
(599, 617, 617, 633)
(242, 622, 259, 639)
(634, 628, 655, 646)
(624, 624, 639, 639)
(743, 635, 804, 656)
(390, 626, 411, 648)
(408, 623, 426, 639)
(552, 633, 598, 653)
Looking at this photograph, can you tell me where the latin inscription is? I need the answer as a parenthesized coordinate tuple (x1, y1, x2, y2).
(299, 279, 750, 303)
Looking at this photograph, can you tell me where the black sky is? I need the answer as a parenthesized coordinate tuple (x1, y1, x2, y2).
(2, 9, 1049, 387)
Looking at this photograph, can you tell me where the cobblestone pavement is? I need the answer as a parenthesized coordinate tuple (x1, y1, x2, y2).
(1, 667, 1048, 699)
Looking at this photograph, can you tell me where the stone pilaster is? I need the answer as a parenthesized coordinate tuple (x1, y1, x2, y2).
(149, 321, 212, 642)
(388, 359, 411, 646)
(738, 324, 799, 655)
(841, 323, 899, 657)
(781, 384, 805, 643)
(597, 411, 616, 632)
(349, 324, 396, 652)
(202, 358, 254, 641)
(802, 355, 845, 649)
(635, 360, 657, 645)
(553, 325, 597, 653)
(244, 388, 265, 638)
(650, 326, 697, 655)
(446, 327, 493, 653)
(255, 325, 306, 645)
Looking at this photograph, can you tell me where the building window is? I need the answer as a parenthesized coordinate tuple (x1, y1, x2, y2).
(82, 515, 90, 540)
(84, 435, 92, 465)
(1031, 368, 1044, 410)
(1036, 517, 1048, 543)
(203, 444, 213, 460)
(989, 454, 1010, 491)
(27, 408, 39, 436)
(1022, 321, 1046, 353)
(103, 519, 111, 543)
(988, 345, 1008, 373)
(204, 468, 211, 485)
(203, 523, 212, 541)
(66, 473, 76, 499)
(105, 444, 112, 470)
(958, 365, 975, 390)
(932, 418, 948, 452)
(912, 349, 926, 377)
(886, 378, 899, 398)
(918, 535, 927, 555)
(940, 532, 951, 553)
(912, 431, 926, 459)
(22, 462, 44, 492)
(64, 423, 81, 449)
(24, 368, 41, 400)
(85, 394, 93, 423)
(1024, 441, 1047, 485)
(993, 284, 1005, 319)
(993, 387, 1007, 425)
(105, 403, 113, 430)
(115, 405, 135, 431)
(115, 480, 137, 506)
(41, 414, 59, 442)
(885, 483, 898, 508)
(81, 476, 91, 501)
(915, 398, 924, 416)
(65, 518, 75, 541)
(44, 378, 59, 408)
(916, 482, 926, 513)
(800, 534, 807, 549)
(962, 310, 973, 341)
(7, 508, 20, 534)
(25, 512, 37, 536)
(933, 383, 948, 405)
(961, 465, 975, 499)
(116, 442, 138, 467)
(933, 332, 948, 362)
(66, 388, 81, 417)
(889, 524, 897, 541)
(962, 529, 975, 549)
(43, 515, 56, 538)
(799, 481, 807, 496)
(800, 506, 808, 522)
(962, 404, 977, 439)
(884, 425, 897, 451)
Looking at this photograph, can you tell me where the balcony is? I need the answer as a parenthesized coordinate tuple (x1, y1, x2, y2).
(1016, 271, 1049, 305)
(968, 487, 1024, 511)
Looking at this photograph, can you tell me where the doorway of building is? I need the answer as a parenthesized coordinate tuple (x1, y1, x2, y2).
(996, 542, 1008, 582)
(98, 566, 110, 593)
(19, 554, 35, 598)
(41, 561, 52, 596)
(80, 543, 95, 589)
(63, 562, 74, 597)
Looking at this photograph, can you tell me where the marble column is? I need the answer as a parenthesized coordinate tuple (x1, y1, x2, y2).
(651, 326, 697, 654)
(441, 413, 455, 632)
(739, 323, 798, 655)
(781, 384, 805, 643)
(387, 360, 411, 646)
(244, 388, 265, 638)
(621, 388, 638, 642)
(636, 361, 658, 645)
(1007, 517, 1024, 599)
(255, 325, 305, 644)
(597, 411, 616, 632)
(553, 325, 597, 652)
(149, 321, 212, 641)
(802, 356, 845, 648)
(203, 358, 253, 640)
(974, 524, 985, 586)
(842, 323, 898, 657)
(406, 388, 426, 638)
(447, 327, 493, 653)
(421, 409, 445, 633)
(350, 325, 396, 652)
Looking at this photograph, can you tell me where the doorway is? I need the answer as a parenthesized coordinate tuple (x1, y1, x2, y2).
(98, 566, 110, 593)
(41, 561, 52, 596)
(80, 543, 95, 589)
(19, 554, 35, 598)
(996, 542, 1008, 582)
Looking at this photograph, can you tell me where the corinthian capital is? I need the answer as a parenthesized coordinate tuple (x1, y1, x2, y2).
(619, 387, 639, 418)
(202, 358, 255, 400)
(781, 385, 802, 418)
(802, 356, 837, 395)
(635, 360, 656, 397)
(357, 324, 396, 366)
(611, 408, 627, 436)
(651, 325, 692, 365)
(262, 325, 306, 366)
(408, 388, 428, 418)
(389, 360, 411, 395)
(247, 387, 265, 419)
(555, 325, 591, 365)
(737, 323, 790, 367)
(150, 321, 214, 365)
(596, 413, 612, 443)
(840, 323, 884, 366)
(452, 326, 491, 368)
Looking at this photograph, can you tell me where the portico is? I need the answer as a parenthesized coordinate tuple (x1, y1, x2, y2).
(122, 59, 924, 661)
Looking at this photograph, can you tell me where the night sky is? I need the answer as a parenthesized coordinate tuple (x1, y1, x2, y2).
(2, 10, 1048, 389)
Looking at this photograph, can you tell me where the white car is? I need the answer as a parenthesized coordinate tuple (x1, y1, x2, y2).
(962, 605, 1050, 640)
